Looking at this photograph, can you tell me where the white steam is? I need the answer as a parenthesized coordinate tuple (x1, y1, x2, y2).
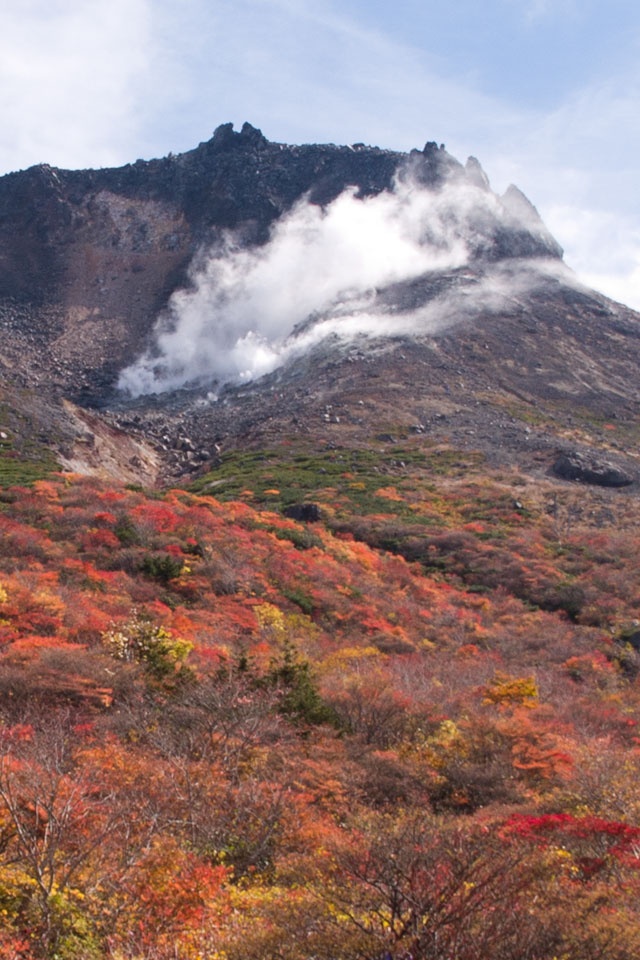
(119, 174, 559, 396)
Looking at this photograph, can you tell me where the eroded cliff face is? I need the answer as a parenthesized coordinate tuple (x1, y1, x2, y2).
(0, 123, 560, 404)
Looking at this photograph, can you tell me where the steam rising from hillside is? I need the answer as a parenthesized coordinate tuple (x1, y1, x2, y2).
(119, 172, 562, 396)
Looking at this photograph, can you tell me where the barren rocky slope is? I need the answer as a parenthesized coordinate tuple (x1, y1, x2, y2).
(0, 124, 639, 496)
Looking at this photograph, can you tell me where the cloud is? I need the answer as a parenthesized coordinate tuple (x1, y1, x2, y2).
(503, 0, 581, 23)
(0, 0, 154, 173)
(0, 0, 514, 170)
(131, 0, 523, 157)
(213, 1, 640, 314)
(545, 204, 640, 310)
(118, 170, 564, 396)
(478, 64, 640, 310)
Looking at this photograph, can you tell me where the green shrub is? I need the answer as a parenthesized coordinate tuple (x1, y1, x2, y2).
(141, 553, 184, 583)
(265, 639, 340, 728)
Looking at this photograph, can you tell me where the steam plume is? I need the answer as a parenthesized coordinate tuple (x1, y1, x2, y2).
(119, 170, 563, 396)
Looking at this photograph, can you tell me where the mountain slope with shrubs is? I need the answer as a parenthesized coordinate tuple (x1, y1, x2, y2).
(1, 433, 640, 958)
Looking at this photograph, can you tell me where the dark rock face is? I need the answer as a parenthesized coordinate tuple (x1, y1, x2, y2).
(0, 122, 405, 307)
(620, 628, 640, 651)
(283, 503, 322, 523)
(553, 451, 634, 487)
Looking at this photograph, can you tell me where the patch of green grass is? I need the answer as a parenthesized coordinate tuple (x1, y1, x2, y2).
(545, 399, 640, 445)
(0, 402, 59, 488)
(0, 447, 59, 488)
(187, 443, 485, 521)
(142, 553, 184, 583)
(495, 400, 551, 428)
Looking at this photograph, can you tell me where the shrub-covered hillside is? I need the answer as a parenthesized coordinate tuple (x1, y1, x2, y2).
(1, 443, 640, 959)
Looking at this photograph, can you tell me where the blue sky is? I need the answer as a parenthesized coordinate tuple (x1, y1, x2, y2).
(2, 0, 640, 308)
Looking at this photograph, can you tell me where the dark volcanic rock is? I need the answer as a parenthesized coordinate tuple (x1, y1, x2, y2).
(553, 451, 634, 487)
(620, 628, 640, 651)
(283, 503, 322, 523)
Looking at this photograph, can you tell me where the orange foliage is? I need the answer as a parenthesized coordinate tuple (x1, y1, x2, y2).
(0, 468, 637, 955)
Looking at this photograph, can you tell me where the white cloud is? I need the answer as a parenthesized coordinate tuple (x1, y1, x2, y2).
(215, 1, 640, 317)
(545, 204, 640, 310)
(502, 0, 582, 23)
(134, 0, 521, 155)
(0, 0, 154, 173)
(476, 65, 640, 310)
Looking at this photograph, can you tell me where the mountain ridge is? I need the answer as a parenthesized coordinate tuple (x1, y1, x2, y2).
(0, 121, 561, 400)
(0, 124, 638, 494)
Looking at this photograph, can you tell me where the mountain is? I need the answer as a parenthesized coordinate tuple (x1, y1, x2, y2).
(3, 127, 640, 958)
(0, 122, 558, 399)
(0, 122, 638, 494)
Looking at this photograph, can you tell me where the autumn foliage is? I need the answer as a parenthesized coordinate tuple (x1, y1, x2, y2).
(0, 461, 640, 958)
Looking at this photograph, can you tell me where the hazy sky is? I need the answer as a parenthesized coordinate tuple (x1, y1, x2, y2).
(2, 0, 639, 308)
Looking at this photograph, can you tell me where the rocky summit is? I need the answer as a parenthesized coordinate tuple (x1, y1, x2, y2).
(0, 123, 638, 499)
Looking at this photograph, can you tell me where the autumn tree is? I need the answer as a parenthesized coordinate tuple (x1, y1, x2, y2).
(0, 716, 123, 956)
